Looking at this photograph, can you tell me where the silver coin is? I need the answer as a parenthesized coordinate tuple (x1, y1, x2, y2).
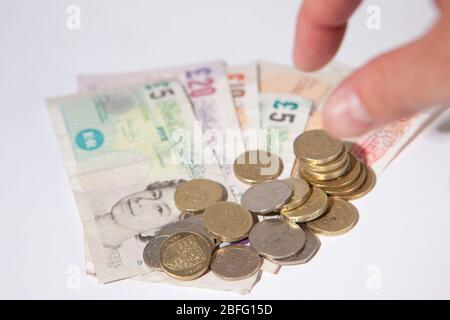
(156, 219, 215, 252)
(142, 235, 168, 270)
(269, 225, 320, 265)
(261, 213, 283, 221)
(211, 245, 262, 281)
(249, 218, 306, 259)
(241, 180, 293, 214)
(157, 220, 197, 235)
(183, 214, 209, 233)
(183, 214, 220, 247)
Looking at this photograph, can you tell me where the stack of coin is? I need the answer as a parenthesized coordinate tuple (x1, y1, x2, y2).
(145, 179, 263, 281)
(238, 175, 356, 238)
(280, 183, 329, 223)
(294, 129, 376, 200)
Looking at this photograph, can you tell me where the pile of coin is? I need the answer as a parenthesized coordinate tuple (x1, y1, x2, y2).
(239, 173, 358, 236)
(142, 129, 376, 282)
(294, 130, 376, 200)
(144, 178, 263, 281)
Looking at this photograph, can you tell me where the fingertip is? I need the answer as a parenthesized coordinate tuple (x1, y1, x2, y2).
(293, 48, 327, 72)
(293, 50, 320, 72)
(293, 14, 346, 72)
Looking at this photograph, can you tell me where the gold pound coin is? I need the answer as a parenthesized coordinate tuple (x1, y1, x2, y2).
(203, 201, 254, 242)
(281, 186, 329, 223)
(294, 130, 344, 165)
(300, 156, 350, 181)
(159, 232, 211, 280)
(325, 162, 367, 196)
(306, 197, 358, 236)
(305, 153, 361, 189)
(281, 178, 311, 212)
(299, 147, 348, 173)
(233, 150, 284, 184)
(341, 164, 376, 200)
(174, 179, 226, 213)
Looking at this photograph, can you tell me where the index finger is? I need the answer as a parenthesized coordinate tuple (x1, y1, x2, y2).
(293, 0, 361, 71)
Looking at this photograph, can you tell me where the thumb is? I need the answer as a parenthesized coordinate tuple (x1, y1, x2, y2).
(322, 18, 450, 138)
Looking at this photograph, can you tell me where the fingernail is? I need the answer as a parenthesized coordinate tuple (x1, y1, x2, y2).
(323, 89, 374, 138)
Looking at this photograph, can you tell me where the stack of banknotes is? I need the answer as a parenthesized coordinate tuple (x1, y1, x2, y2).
(47, 60, 443, 294)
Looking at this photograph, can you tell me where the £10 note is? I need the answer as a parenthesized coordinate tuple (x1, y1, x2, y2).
(228, 64, 260, 130)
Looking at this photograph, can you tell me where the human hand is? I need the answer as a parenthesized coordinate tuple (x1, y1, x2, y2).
(293, 0, 450, 137)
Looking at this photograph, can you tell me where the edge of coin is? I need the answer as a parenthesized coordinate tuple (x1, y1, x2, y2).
(341, 164, 376, 200)
(299, 146, 348, 173)
(281, 178, 311, 212)
(324, 163, 367, 196)
(307, 198, 359, 237)
(300, 155, 350, 181)
(268, 226, 321, 266)
(281, 187, 329, 223)
(294, 131, 345, 165)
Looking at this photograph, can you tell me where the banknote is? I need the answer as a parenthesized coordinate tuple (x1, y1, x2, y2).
(47, 80, 237, 284)
(259, 60, 350, 131)
(259, 61, 444, 174)
(259, 92, 312, 178)
(78, 61, 248, 201)
(347, 107, 445, 173)
(134, 249, 281, 294)
(83, 235, 264, 294)
(228, 64, 260, 130)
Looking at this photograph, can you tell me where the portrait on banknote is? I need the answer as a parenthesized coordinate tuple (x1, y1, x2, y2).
(95, 179, 185, 251)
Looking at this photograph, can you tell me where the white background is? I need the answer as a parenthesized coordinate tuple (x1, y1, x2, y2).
(1, 0, 449, 299)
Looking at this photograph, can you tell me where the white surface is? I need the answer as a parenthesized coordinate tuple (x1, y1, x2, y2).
(1, 0, 449, 299)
